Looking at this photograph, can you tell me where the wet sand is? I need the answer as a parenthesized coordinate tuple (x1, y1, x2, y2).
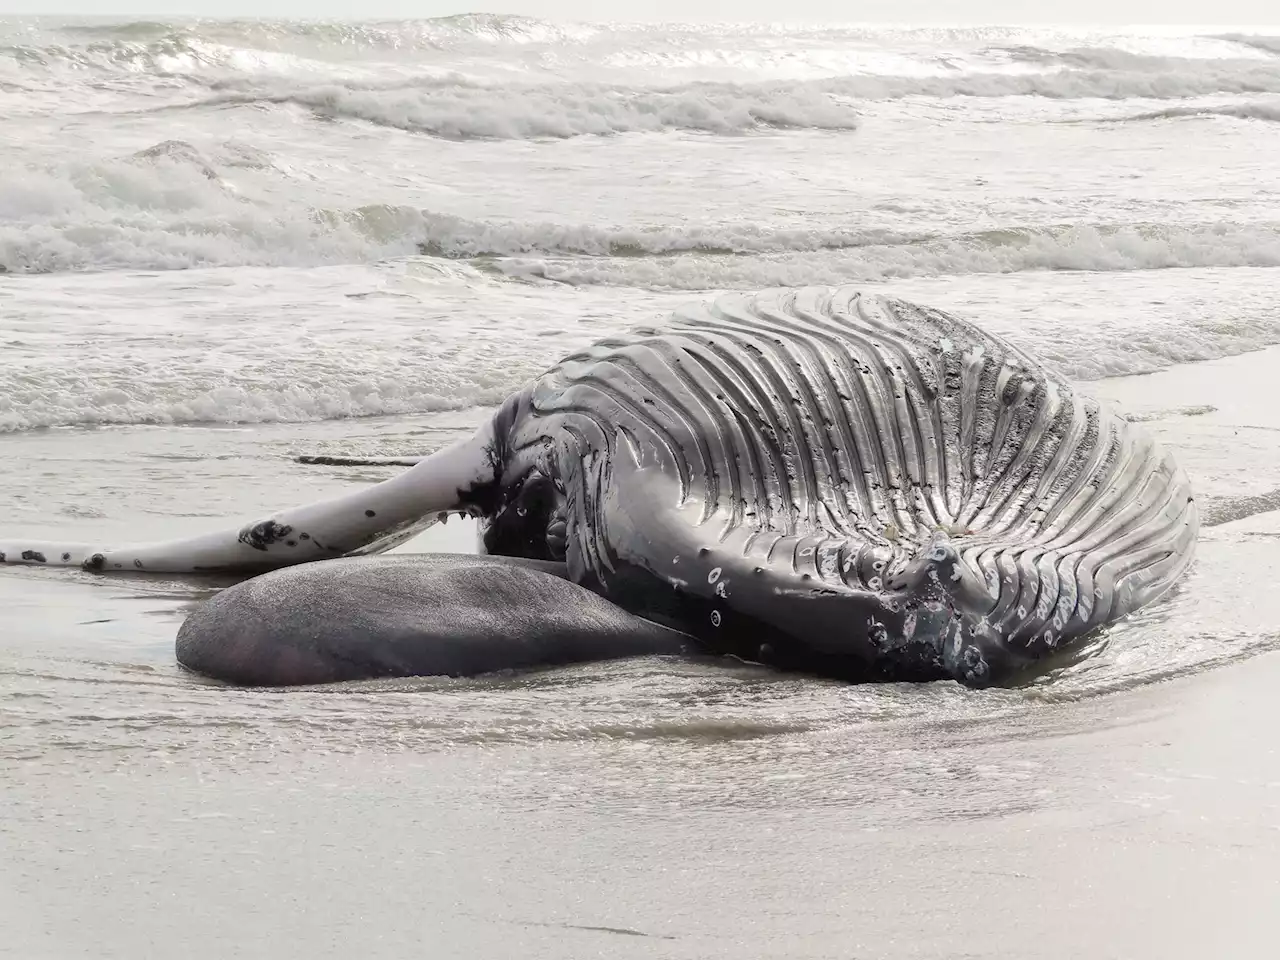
(8, 648, 1280, 959)
(3, 348, 1279, 959)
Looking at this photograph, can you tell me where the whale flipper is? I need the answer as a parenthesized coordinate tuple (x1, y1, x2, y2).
(0, 429, 500, 574)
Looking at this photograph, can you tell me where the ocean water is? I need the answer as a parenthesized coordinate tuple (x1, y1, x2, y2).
(3, 16, 1280, 958)
(2, 17, 1280, 429)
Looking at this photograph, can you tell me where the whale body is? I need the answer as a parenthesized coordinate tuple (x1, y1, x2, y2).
(0, 288, 1199, 688)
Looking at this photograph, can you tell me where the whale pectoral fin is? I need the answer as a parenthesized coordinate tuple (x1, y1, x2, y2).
(0, 429, 499, 575)
(176, 554, 692, 686)
(0, 514, 442, 575)
(0, 543, 99, 569)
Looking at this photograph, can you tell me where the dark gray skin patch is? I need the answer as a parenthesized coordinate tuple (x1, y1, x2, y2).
(0, 551, 5, 563)
(237, 519, 294, 552)
(134, 559, 144, 569)
(62, 552, 71, 562)
(21, 550, 46, 563)
(87, 553, 105, 571)
(364, 509, 377, 518)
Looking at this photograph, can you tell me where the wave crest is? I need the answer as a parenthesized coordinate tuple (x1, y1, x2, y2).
(1103, 101, 1280, 123)
(492, 222, 1280, 290)
(138, 63, 1280, 143)
(1212, 33, 1280, 56)
(51, 13, 591, 50)
(5, 141, 1279, 287)
(206, 80, 861, 139)
(9, 18, 1280, 106)
(819, 66, 1280, 100)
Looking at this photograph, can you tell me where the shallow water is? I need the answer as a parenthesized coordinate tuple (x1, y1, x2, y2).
(3, 15, 1280, 958)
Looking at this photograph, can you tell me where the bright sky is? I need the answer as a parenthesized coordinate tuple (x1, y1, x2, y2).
(0, 1, 1275, 25)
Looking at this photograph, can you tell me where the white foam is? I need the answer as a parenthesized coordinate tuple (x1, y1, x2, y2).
(201, 80, 861, 139)
(2, 154, 907, 273)
(1212, 33, 1280, 56)
(0, 149, 423, 274)
(2, 264, 1279, 434)
(495, 222, 1280, 289)
(0, 378, 512, 435)
(4, 17, 1279, 436)
(9, 18, 1280, 110)
(176, 63, 1280, 142)
(0, 264, 675, 434)
(1108, 101, 1280, 123)
(815, 66, 1280, 100)
(5, 148, 1279, 283)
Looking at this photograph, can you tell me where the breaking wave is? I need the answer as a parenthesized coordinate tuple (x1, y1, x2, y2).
(1211, 33, 1280, 57)
(391, 217, 1280, 282)
(11, 17, 1280, 67)
(1102, 101, 1280, 123)
(0, 144, 398, 275)
(50, 13, 595, 51)
(5, 144, 1280, 281)
(808, 66, 1280, 100)
(185, 65, 1280, 140)
(204, 80, 861, 139)
(8, 16, 1280, 112)
(487, 221, 1280, 290)
(4, 139, 1279, 279)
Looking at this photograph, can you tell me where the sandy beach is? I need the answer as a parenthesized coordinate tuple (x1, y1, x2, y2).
(3, 343, 1278, 959)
